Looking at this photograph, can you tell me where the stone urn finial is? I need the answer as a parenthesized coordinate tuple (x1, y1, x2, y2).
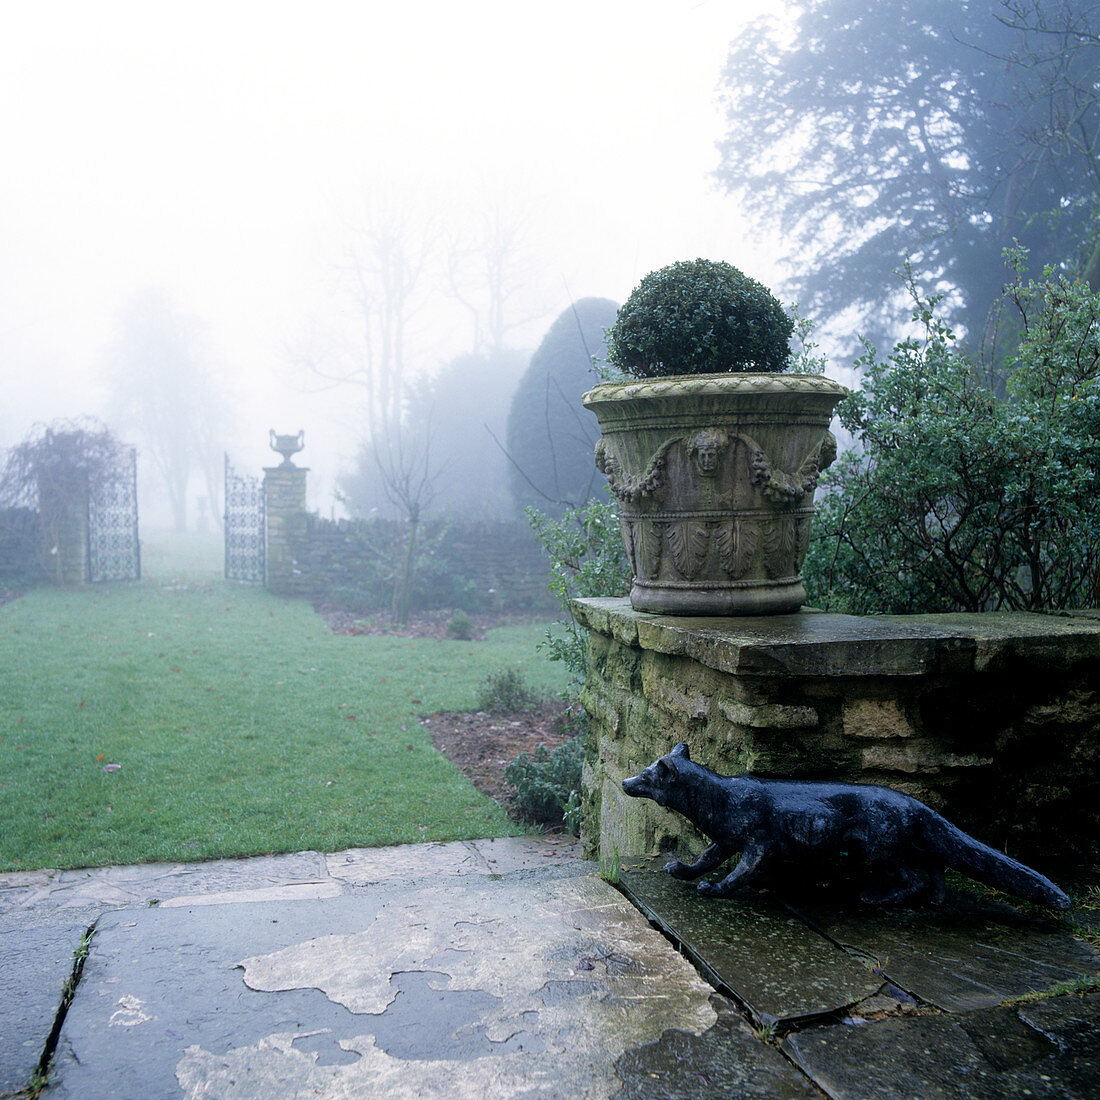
(269, 429, 304, 467)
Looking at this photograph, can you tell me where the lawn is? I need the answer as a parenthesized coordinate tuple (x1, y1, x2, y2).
(0, 533, 568, 871)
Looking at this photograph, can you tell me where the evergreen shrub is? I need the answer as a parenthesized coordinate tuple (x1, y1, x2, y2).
(805, 251, 1100, 614)
(504, 737, 584, 827)
(605, 258, 793, 377)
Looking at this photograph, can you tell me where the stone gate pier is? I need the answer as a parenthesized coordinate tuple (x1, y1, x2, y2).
(262, 461, 308, 594)
(575, 597, 1100, 870)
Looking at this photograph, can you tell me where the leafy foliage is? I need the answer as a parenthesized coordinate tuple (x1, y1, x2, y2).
(446, 609, 474, 639)
(605, 258, 793, 376)
(504, 736, 584, 828)
(716, 1, 1100, 349)
(804, 254, 1100, 613)
(527, 494, 632, 682)
(475, 667, 544, 712)
(505, 298, 618, 515)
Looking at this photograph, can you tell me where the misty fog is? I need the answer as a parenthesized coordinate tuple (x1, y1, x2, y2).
(0, 0, 779, 530)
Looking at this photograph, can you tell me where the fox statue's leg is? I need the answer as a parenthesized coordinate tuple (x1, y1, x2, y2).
(698, 845, 768, 897)
(666, 843, 735, 880)
(926, 862, 946, 905)
(860, 861, 925, 906)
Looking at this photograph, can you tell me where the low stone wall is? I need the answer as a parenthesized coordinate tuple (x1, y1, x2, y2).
(268, 511, 556, 614)
(0, 507, 48, 587)
(575, 597, 1100, 869)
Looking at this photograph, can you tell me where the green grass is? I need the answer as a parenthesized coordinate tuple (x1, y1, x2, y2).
(0, 536, 568, 871)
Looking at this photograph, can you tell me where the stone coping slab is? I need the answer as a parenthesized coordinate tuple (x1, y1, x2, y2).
(573, 597, 972, 677)
(883, 609, 1100, 672)
(573, 597, 1100, 679)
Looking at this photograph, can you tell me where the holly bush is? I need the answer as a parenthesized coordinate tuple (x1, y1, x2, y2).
(804, 252, 1100, 614)
(527, 494, 631, 684)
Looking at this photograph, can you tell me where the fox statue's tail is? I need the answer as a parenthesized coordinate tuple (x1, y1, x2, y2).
(921, 812, 1070, 911)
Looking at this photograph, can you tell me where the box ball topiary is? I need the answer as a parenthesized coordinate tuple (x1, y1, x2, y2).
(605, 258, 793, 377)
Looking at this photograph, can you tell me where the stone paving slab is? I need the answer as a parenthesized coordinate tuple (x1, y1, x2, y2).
(10, 840, 1099, 1099)
(614, 995, 821, 1100)
(325, 835, 581, 886)
(0, 840, 583, 923)
(785, 892, 1100, 1011)
(0, 916, 85, 1099)
(0, 836, 581, 1098)
(616, 861, 1100, 1097)
(39, 869, 818, 1100)
(784, 993, 1100, 1099)
(0, 850, 333, 918)
(618, 860, 883, 1026)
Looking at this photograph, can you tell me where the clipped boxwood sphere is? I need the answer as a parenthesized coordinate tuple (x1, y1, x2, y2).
(605, 258, 793, 377)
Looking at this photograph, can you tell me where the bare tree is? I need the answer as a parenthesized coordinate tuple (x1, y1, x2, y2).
(373, 420, 437, 625)
(305, 203, 434, 441)
(305, 196, 547, 616)
(105, 289, 224, 532)
(445, 199, 549, 355)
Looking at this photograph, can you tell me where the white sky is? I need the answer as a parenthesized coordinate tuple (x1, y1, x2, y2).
(0, 0, 784, 509)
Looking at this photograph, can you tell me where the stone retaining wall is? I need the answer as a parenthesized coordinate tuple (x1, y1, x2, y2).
(265, 504, 555, 614)
(575, 597, 1100, 869)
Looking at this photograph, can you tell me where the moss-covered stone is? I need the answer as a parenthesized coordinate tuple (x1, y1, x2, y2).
(578, 598, 1100, 869)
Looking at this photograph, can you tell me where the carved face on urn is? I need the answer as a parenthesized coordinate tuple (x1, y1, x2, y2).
(687, 429, 727, 478)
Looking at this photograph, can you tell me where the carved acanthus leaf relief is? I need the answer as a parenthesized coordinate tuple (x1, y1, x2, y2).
(763, 516, 797, 579)
(638, 521, 664, 580)
(668, 521, 710, 580)
(714, 518, 760, 580)
(794, 514, 813, 568)
(620, 519, 638, 576)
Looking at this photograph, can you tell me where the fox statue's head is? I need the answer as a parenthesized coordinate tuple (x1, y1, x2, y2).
(622, 743, 693, 807)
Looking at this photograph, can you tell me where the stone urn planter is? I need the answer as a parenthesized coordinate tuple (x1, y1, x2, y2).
(583, 373, 845, 614)
(586, 256, 849, 616)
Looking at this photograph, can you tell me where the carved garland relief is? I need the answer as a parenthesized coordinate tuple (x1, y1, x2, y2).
(597, 427, 834, 584)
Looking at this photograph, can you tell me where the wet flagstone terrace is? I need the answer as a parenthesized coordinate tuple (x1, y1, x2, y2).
(3, 839, 1099, 1098)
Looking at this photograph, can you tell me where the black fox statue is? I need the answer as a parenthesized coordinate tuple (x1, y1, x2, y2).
(622, 743, 1070, 910)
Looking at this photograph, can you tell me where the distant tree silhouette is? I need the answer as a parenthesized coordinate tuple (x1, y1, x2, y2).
(505, 298, 618, 517)
(716, 0, 1100, 352)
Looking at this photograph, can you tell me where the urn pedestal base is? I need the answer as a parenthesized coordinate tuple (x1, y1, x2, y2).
(630, 576, 806, 616)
